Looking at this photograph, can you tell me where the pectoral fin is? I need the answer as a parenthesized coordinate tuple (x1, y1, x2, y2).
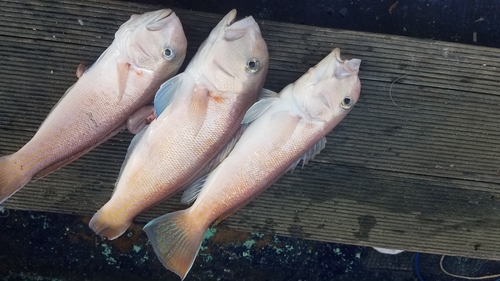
(117, 60, 131, 100)
(127, 105, 155, 134)
(241, 88, 280, 124)
(154, 74, 183, 117)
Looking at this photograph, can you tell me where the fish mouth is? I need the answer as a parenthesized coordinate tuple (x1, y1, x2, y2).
(222, 9, 256, 30)
(332, 48, 361, 75)
(346, 59, 361, 72)
(308, 48, 361, 83)
(224, 9, 238, 26)
(223, 10, 256, 40)
(145, 9, 175, 31)
(227, 14, 255, 30)
(155, 9, 174, 22)
(333, 48, 343, 64)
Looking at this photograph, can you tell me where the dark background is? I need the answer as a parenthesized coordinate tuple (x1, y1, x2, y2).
(135, 0, 500, 48)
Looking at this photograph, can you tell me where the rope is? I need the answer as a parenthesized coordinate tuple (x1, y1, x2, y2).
(439, 255, 500, 280)
(415, 252, 425, 281)
(389, 73, 417, 110)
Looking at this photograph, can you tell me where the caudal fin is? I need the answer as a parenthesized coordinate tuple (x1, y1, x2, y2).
(0, 155, 29, 204)
(89, 205, 131, 240)
(143, 210, 206, 280)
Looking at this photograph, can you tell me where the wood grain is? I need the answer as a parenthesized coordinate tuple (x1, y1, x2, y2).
(1, 0, 499, 260)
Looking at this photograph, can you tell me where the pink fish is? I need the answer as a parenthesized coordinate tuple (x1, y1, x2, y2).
(0, 9, 188, 203)
(89, 10, 269, 240)
(143, 48, 362, 280)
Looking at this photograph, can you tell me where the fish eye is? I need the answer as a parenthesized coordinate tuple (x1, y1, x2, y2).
(341, 96, 353, 109)
(246, 58, 260, 73)
(163, 47, 175, 60)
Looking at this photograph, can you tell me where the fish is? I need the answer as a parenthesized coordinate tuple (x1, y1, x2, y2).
(143, 48, 362, 280)
(0, 9, 188, 204)
(89, 9, 269, 240)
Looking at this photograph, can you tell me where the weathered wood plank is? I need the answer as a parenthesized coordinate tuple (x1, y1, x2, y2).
(1, 0, 500, 261)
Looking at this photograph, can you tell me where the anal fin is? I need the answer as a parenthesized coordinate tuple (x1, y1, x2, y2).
(287, 137, 326, 173)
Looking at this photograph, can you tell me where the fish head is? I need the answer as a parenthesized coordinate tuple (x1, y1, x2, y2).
(292, 48, 361, 123)
(198, 9, 269, 95)
(115, 9, 188, 77)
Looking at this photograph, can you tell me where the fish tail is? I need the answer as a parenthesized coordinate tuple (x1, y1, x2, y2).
(143, 209, 206, 280)
(0, 154, 29, 204)
(89, 204, 131, 240)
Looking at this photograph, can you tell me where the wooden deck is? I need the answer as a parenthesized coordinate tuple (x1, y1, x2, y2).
(1, 0, 500, 261)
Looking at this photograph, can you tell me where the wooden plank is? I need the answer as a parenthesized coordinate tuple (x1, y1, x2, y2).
(1, 0, 500, 261)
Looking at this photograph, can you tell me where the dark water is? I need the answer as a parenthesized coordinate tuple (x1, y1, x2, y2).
(3, 209, 500, 281)
(2, 0, 500, 280)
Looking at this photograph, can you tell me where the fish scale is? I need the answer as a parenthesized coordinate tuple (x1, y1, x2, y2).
(0, 9, 188, 204)
(89, 9, 270, 242)
(143, 48, 362, 280)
